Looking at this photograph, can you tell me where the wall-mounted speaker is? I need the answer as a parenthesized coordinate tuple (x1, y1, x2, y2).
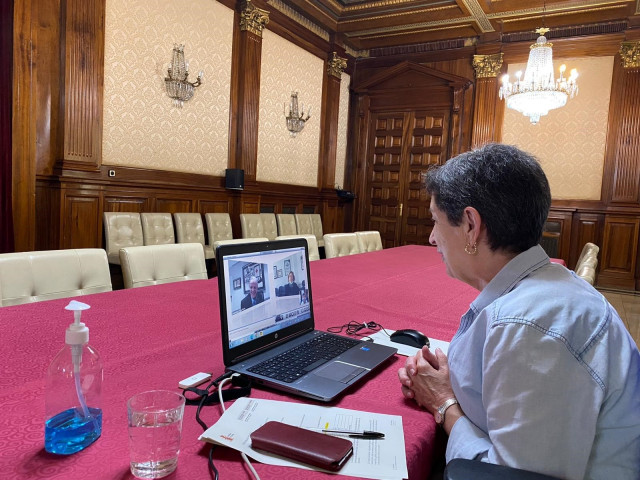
(225, 169, 244, 190)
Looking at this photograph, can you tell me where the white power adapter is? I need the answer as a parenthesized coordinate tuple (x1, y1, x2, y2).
(178, 372, 212, 389)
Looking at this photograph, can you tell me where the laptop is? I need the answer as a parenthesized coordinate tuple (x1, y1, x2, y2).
(216, 238, 397, 402)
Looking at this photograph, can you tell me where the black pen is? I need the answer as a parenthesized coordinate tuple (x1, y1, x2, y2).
(322, 429, 385, 439)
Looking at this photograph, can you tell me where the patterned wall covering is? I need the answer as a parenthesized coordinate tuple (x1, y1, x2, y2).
(335, 73, 351, 189)
(102, 0, 233, 175)
(502, 56, 614, 200)
(257, 30, 324, 187)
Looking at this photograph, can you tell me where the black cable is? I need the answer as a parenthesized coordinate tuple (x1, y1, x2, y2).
(327, 320, 391, 337)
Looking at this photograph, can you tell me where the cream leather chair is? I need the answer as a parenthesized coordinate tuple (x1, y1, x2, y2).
(103, 212, 144, 264)
(276, 214, 297, 236)
(276, 234, 321, 261)
(141, 213, 175, 245)
(213, 237, 269, 251)
(260, 213, 278, 241)
(356, 231, 383, 253)
(575, 242, 599, 285)
(119, 243, 207, 289)
(173, 213, 214, 260)
(309, 214, 325, 247)
(205, 213, 233, 246)
(240, 214, 265, 239)
(323, 233, 361, 259)
(295, 214, 314, 236)
(0, 249, 112, 306)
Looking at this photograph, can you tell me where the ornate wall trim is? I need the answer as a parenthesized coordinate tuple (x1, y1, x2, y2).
(620, 41, 640, 68)
(240, 0, 270, 37)
(472, 53, 503, 78)
(327, 52, 347, 78)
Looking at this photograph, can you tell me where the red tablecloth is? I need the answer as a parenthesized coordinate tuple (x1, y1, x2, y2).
(0, 245, 479, 480)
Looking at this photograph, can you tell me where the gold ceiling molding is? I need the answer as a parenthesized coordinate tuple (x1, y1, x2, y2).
(473, 53, 504, 78)
(267, 0, 330, 41)
(344, 45, 369, 58)
(327, 52, 348, 78)
(488, 1, 630, 21)
(354, 23, 475, 41)
(324, 0, 439, 14)
(240, 0, 270, 37)
(338, 5, 457, 25)
(620, 41, 640, 68)
(461, 0, 494, 32)
(344, 17, 474, 38)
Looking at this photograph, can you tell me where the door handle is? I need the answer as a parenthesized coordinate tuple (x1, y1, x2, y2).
(399, 203, 403, 217)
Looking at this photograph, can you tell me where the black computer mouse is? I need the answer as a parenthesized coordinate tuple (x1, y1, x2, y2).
(390, 329, 430, 349)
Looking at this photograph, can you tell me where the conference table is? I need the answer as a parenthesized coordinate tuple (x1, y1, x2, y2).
(0, 245, 493, 479)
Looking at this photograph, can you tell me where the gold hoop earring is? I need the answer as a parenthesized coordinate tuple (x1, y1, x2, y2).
(465, 243, 477, 255)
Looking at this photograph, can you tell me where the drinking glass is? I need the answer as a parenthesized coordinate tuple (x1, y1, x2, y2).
(127, 390, 186, 479)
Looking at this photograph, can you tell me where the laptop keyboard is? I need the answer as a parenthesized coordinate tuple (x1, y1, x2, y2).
(248, 333, 361, 383)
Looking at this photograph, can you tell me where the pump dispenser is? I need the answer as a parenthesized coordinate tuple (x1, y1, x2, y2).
(45, 300, 103, 454)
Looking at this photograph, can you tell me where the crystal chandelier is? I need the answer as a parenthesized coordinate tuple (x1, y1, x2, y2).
(284, 92, 311, 137)
(164, 44, 202, 108)
(499, 28, 578, 124)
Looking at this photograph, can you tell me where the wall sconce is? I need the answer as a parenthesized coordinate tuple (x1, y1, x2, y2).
(165, 44, 202, 108)
(284, 92, 311, 137)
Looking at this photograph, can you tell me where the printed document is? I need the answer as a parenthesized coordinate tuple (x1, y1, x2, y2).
(200, 397, 408, 480)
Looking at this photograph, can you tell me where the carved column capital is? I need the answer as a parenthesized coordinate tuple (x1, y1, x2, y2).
(240, 0, 270, 37)
(327, 52, 347, 79)
(472, 53, 503, 78)
(620, 41, 640, 68)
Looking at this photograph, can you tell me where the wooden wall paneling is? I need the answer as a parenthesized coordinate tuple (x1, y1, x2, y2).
(227, 2, 268, 180)
(58, 0, 104, 172)
(12, 0, 38, 251)
(154, 197, 192, 213)
(199, 198, 232, 214)
(35, 177, 61, 251)
(569, 212, 604, 269)
(62, 192, 101, 249)
(599, 215, 640, 289)
(317, 52, 346, 190)
(471, 53, 503, 147)
(545, 210, 573, 264)
(103, 195, 149, 213)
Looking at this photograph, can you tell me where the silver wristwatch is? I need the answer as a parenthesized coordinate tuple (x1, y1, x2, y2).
(434, 398, 459, 426)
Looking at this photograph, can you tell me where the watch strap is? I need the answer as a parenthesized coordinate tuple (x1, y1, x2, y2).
(436, 398, 459, 425)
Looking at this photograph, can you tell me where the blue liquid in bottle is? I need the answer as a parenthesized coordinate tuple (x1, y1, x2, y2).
(45, 407, 102, 455)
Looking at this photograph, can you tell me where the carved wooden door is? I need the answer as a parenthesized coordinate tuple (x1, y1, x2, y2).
(363, 110, 449, 247)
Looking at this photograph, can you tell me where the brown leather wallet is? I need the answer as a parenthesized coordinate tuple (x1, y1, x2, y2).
(250, 421, 354, 471)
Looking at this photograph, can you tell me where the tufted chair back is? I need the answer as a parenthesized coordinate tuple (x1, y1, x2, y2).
(141, 213, 175, 245)
(213, 237, 269, 251)
(276, 214, 297, 236)
(276, 234, 320, 261)
(309, 214, 325, 247)
(0, 249, 112, 306)
(119, 243, 207, 289)
(173, 213, 214, 259)
(260, 213, 278, 240)
(240, 214, 265, 239)
(103, 212, 144, 264)
(356, 231, 383, 253)
(575, 242, 599, 285)
(205, 213, 233, 245)
(295, 214, 314, 236)
(323, 233, 361, 259)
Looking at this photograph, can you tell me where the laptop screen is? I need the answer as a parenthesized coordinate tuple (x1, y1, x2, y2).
(217, 240, 313, 364)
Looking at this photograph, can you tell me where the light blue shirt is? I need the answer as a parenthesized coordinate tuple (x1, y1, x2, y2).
(446, 245, 640, 479)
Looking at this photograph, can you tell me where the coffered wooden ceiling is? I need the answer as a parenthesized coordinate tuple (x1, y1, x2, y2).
(273, 0, 639, 52)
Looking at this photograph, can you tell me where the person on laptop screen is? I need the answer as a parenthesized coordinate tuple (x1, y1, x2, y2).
(241, 276, 264, 310)
(284, 271, 300, 296)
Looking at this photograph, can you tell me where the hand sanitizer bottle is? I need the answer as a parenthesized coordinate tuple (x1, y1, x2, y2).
(45, 300, 103, 454)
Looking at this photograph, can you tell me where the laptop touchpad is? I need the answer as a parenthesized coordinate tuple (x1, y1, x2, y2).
(314, 361, 367, 384)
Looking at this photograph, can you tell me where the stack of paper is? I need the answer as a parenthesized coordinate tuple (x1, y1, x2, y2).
(200, 397, 408, 480)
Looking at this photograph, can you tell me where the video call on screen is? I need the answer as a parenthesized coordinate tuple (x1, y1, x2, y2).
(222, 246, 311, 348)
